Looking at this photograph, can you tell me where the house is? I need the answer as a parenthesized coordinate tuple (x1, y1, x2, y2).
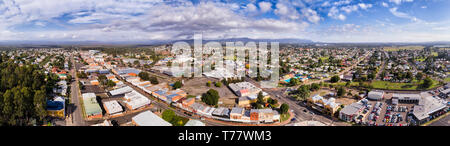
(90, 80, 99, 85)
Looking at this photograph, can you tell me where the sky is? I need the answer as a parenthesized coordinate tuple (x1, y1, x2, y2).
(0, 0, 449, 43)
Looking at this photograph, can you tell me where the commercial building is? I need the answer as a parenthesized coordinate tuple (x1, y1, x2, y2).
(46, 96, 65, 118)
(411, 93, 448, 124)
(109, 86, 133, 97)
(123, 91, 151, 110)
(103, 100, 123, 115)
(339, 100, 366, 122)
(307, 94, 341, 116)
(368, 90, 384, 101)
(228, 82, 262, 97)
(392, 93, 421, 104)
(230, 107, 245, 120)
(132, 111, 172, 126)
(82, 93, 103, 119)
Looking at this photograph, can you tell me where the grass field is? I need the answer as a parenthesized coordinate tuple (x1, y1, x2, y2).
(445, 77, 450, 83)
(370, 79, 440, 90)
(431, 52, 438, 57)
(384, 46, 424, 52)
(320, 56, 329, 62)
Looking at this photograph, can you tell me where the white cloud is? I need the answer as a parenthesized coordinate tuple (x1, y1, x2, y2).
(328, 6, 346, 21)
(258, 2, 272, 13)
(245, 3, 257, 12)
(274, 3, 300, 20)
(301, 8, 321, 23)
(358, 3, 372, 10)
(382, 2, 389, 7)
(341, 5, 359, 13)
(389, 7, 420, 22)
(389, 0, 414, 5)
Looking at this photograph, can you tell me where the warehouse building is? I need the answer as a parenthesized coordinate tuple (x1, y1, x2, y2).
(367, 90, 384, 101)
(109, 86, 133, 97)
(123, 91, 151, 110)
(103, 100, 123, 115)
(132, 111, 172, 126)
(82, 93, 103, 119)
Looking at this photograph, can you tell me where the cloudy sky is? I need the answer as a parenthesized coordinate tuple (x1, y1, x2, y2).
(0, 0, 449, 42)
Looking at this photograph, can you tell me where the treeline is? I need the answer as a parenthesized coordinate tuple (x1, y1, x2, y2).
(0, 57, 54, 126)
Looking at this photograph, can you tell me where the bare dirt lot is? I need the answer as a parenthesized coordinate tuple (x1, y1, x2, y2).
(181, 77, 238, 107)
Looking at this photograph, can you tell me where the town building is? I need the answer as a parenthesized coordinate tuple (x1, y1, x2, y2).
(132, 111, 172, 126)
(82, 93, 103, 119)
(103, 100, 123, 115)
(46, 96, 65, 118)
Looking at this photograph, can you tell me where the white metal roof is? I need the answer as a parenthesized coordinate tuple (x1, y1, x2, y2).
(132, 111, 172, 126)
(103, 100, 123, 114)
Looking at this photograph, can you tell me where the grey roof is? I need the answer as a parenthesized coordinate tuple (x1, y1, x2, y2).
(340, 102, 364, 115)
(230, 107, 244, 114)
(109, 86, 133, 96)
(132, 111, 172, 126)
(368, 91, 384, 100)
(392, 93, 421, 100)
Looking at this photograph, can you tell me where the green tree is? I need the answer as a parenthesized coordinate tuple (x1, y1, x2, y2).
(289, 78, 299, 86)
(214, 82, 222, 87)
(33, 90, 47, 121)
(257, 92, 265, 104)
(337, 87, 346, 97)
(201, 89, 220, 106)
(310, 83, 320, 91)
(138, 72, 150, 81)
(149, 76, 159, 84)
(106, 80, 116, 87)
(173, 81, 182, 89)
(415, 72, 423, 80)
(206, 81, 211, 87)
(296, 85, 310, 101)
(422, 77, 433, 89)
(330, 75, 340, 83)
(280, 103, 289, 114)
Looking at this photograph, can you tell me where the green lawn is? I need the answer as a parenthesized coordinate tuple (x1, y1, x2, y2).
(445, 77, 450, 83)
(320, 56, 329, 62)
(332, 81, 359, 87)
(370, 79, 440, 90)
(431, 52, 438, 57)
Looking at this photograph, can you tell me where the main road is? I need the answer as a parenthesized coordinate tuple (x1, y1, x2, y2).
(68, 52, 86, 126)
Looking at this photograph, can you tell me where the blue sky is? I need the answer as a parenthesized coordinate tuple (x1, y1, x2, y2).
(0, 0, 449, 42)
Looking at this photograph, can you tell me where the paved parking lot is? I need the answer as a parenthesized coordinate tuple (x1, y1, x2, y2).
(428, 114, 450, 126)
(362, 100, 411, 126)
